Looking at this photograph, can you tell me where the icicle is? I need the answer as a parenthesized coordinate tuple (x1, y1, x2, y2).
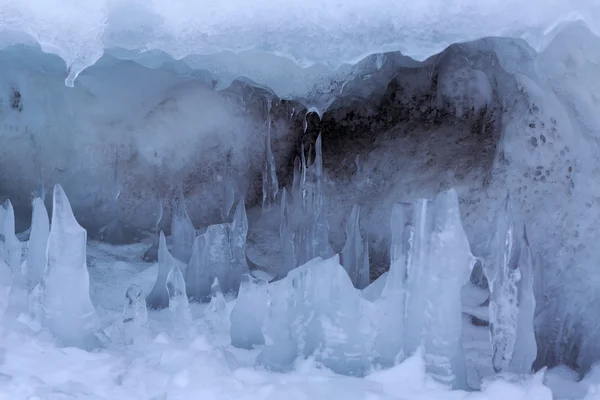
(146, 231, 174, 310)
(341, 204, 370, 289)
(171, 180, 196, 263)
(262, 99, 279, 213)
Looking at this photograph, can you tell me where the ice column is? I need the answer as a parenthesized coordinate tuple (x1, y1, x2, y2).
(230, 274, 269, 349)
(404, 190, 475, 390)
(171, 185, 196, 263)
(483, 197, 537, 374)
(25, 197, 50, 290)
(146, 232, 174, 310)
(372, 202, 413, 367)
(117, 284, 148, 345)
(167, 265, 194, 334)
(262, 100, 279, 213)
(341, 204, 370, 289)
(230, 199, 250, 288)
(35, 184, 101, 349)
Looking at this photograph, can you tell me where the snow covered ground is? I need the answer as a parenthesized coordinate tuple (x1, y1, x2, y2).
(0, 240, 592, 400)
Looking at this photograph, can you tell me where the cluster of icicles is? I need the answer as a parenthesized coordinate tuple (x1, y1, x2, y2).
(0, 134, 537, 390)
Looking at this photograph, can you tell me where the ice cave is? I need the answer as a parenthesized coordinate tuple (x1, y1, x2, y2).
(0, 1, 599, 399)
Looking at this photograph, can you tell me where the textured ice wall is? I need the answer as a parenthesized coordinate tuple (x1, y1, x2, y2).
(0, 46, 300, 234)
(0, 0, 598, 97)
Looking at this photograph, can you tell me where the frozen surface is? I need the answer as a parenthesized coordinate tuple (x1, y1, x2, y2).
(32, 185, 101, 350)
(1, 0, 598, 97)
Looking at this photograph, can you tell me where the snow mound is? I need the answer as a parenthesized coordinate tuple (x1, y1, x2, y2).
(1, 0, 598, 96)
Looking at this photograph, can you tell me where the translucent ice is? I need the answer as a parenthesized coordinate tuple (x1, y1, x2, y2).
(261, 100, 279, 213)
(204, 278, 229, 334)
(186, 209, 248, 302)
(146, 232, 175, 310)
(117, 284, 148, 345)
(2, 200, 28, 316)
(221, 174, 236, 222)
(25, 198, 50, 291)
(230, 274, 269, 349)
(341, 204, 370, 289)
(362, 272, 388, 302)
(403, 190, 475, 389)
(171, 186, 196, 263)
(371, 202, 413, 368)
(166, 265, 194, 334)
(186, 234, 210, 302)
(279, 189, 297, 280)
(1, 200, 21, 273)
(259, 255, 368, 375)
(35, 184, 101, 349)
(230, 199, 250, 286)
(483, 198, 537, 374)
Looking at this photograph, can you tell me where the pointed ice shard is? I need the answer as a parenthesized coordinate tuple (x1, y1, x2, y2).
(25, 198, 50, 291)
(341, 204, 370, 289)
(230, 199, 250, 286)
(143, 198, 163, 262)
(260, 255, 369, 375)
(483, 197, 537, 374)
(230, 274, 269, 349)
(117, 284, 148, 345)
(204, 278, 229, 334)
(167, 265, 194, 333)
(261, 100, 279, 213)
(372, 202, 414, 367)
(222, 176, 235, 221)
(146, 232, 174, 310)
(36, 184, 101, 349)
(403, 189, 475, 389)
(362, 271, 388, 302)
(2, 200, 21, 273)
(171, 185, 196, 263)
(186, 234, 210, 302)
(279, 193, 296, 280)
(510, 226, 537, 374)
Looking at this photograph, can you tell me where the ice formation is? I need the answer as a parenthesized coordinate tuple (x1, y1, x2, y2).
(186, 199, 249, 301)
(1, 199, 27, 315)
(171, 185, 196, 263)
(166, 265, 194, 334)
(230, 274, 269, 349)
(115, 284, 148, 345)
(204, 278, 229, 334)
(340, 204, 370, 289)
(33, 184, 101, 349)
(261, 100, 279, 213)
(25, 197, 50, 291)
(146, 231, 175, 310)
(483, 198, 537, 374)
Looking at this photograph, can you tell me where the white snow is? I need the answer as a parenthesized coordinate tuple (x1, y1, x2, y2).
(0, 0, 598, 95)
(0, 241, 564, 400)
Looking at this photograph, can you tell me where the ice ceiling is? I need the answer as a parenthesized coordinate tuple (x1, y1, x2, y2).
(1, 0, 599, 94)
(1, 2, 600, 397)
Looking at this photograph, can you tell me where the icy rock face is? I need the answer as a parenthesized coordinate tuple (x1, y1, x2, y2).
(25, 197, 50, 291)
(35, 184, 101, 349)
(483, 198, 537, 374)
(230, 274, 269, 349)
(259, 255, 369, 376)
(340, 204, 370, 289)
(186, 200, 249, 301)
(146, 231, 176, 310)
(171, 186, 196, 263)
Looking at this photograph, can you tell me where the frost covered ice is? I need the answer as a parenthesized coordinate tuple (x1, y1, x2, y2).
(25, 197, 50, 291)
(483, 198, 537, 375)
(33, 184, 102, 349)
